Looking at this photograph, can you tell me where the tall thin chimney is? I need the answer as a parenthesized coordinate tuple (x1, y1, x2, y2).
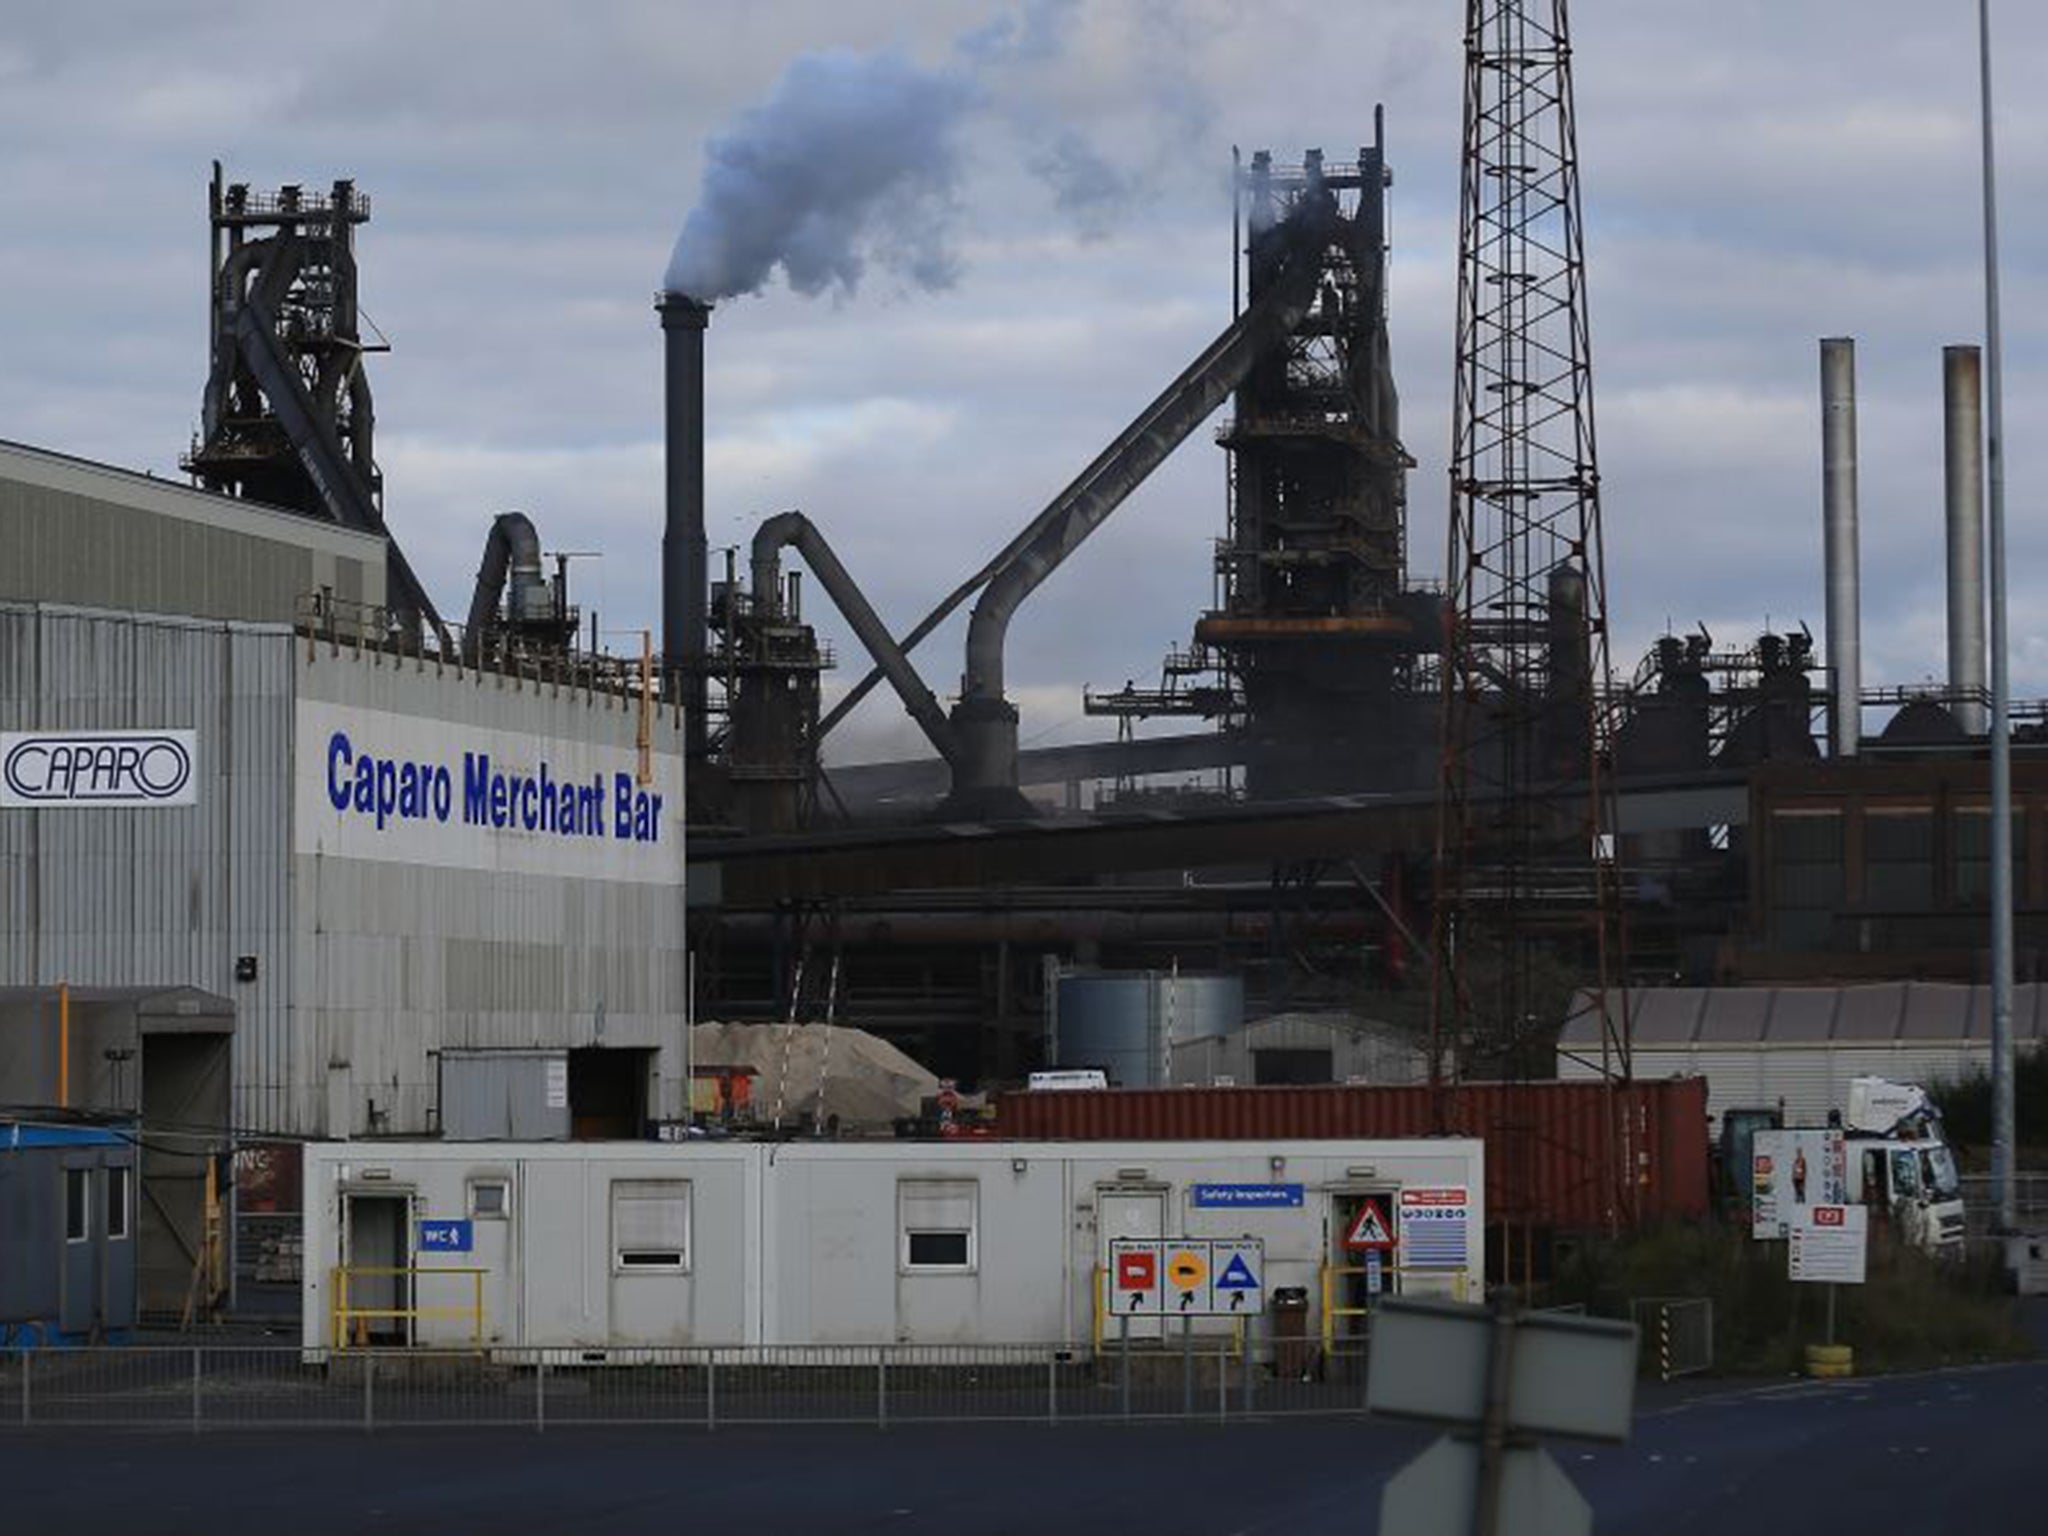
(1944, 344, 1988, 734)
(659, 292, 712, 761)
(1820, 337, 1861, 757)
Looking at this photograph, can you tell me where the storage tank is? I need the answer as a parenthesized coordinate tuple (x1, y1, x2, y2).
(1048, 969, 1243, 1087)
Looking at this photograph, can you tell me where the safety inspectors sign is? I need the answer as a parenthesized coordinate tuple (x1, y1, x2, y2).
(1107, 1238, 1264, 1316)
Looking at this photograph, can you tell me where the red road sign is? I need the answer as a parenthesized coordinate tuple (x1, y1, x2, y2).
(1345, 1198, 1395, 1251)
(1116, 1251, 1158, 1291)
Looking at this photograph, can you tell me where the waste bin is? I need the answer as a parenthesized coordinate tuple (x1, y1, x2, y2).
(1270, 1286, 1315, 1381)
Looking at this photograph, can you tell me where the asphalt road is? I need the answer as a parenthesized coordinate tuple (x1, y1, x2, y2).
(1, 1361, 2039, 1534)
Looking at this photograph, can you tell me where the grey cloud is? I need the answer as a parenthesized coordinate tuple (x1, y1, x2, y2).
(2, 0, 2047, 759)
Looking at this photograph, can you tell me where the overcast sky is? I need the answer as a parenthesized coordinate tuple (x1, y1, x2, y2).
(3, 1, 2044, 763)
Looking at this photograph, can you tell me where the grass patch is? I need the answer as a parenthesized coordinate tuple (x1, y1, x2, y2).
(1543, 1221, 2031, 1375)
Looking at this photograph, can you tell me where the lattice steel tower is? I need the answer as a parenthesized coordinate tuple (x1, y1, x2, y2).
(1431, 1, 1629, 1090)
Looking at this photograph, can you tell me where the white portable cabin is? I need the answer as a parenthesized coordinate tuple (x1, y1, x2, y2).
(1561, 983, 2048, 1126)
(302, 1136, 1484, 1354)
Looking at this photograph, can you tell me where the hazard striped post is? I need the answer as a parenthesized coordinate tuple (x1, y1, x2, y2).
(1659, 1305, 1672, 1383)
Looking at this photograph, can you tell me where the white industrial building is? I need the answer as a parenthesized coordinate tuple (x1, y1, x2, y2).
(301, 1136, 1485, 1353)
(0, 439, 688, 1143)
(1561, 982, 2047, 1126)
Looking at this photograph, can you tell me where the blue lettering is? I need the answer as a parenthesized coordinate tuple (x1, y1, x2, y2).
(326, 733, 352, 812)
(374, 759, 397, 830)
(614, 773, 634, 840)
(463, 754, 490, 824)
(432, 766, 452, 822)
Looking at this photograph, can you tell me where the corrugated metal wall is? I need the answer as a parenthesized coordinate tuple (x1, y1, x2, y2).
(3, 604, 688, 1139)
(293, 642, 687, 1137)
(0, 444, 385, 624)
(0, 603, 295, 1128)
(994, 1078, 1710, 1232)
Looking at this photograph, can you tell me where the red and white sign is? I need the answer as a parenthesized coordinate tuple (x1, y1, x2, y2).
(1116, 1250, 1158, 1291)
(1789, 1203, 1867, 1284)
(1344, 1198, 1395, 1251)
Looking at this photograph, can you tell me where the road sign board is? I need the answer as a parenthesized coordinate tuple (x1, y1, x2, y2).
(1367, 1298, 1639, 1442)
(1210, 1240, 1264, 1314)
(1104, 1238, 1264, 1317)
(1345, 1197, 1395, 1251)
(1108, 1239, 1164, 1315)
(1752, 1128, 1847, 1238)
(418, 1219, 472, 1254)
(1381, 1437, 1591, 1536)
(1789, 1202, 1868, 1284)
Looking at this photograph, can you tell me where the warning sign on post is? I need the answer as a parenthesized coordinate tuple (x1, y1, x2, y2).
(1105, 1238, 1264, 1317)
(1789, 1203, 1868, 1284)
(1345, 1198, 1395, 1252)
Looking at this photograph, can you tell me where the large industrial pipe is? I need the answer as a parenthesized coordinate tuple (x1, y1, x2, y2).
(464, 511, 546, 653)
(1820, 337, 1861, 757)
(1944, 344, 1988, 734)
(750, 511, 963, 767)
(659, 292, 712, 760)
(946, 191, 1340, 813)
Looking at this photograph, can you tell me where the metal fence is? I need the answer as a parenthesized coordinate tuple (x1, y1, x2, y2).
(1629, 1297, 1713, 1381)
(1961, 1173, 2048, 1238)
(0, 1339, 1384, 1431)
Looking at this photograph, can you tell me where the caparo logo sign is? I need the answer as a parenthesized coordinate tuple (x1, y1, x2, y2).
(0, 731, 199, 808)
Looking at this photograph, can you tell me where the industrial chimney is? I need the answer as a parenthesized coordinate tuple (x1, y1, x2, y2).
(658, 292, 712, 761)
(1820, 337, 1861, 757)
(1944, 344, 1988, 734)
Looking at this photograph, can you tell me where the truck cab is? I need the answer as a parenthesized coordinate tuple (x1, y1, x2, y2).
(1841, 1077, 1966, 1254)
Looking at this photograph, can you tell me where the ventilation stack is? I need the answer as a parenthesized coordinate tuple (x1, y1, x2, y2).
(1944, 344, 1988, 734)
(659, 292, 713, 761)
(1819, 337, 1861, 757)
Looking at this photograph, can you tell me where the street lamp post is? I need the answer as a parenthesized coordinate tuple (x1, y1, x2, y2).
(1977, 0, 2016, 1235)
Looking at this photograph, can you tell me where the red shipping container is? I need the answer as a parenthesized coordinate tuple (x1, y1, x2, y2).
(995, 1078, 1709, 1234)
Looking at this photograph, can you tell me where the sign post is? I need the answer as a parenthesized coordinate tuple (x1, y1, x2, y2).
(1369, 1297, 1638, 1536)
(1788, 1203, 1868, 1352)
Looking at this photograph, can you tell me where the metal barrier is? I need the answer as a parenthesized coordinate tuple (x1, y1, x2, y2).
(1961, 1172, 2048, 1238)
(1630, 1296, 1713, 1381)
(329, 1266, 487, 1351)
(0, 1338, 1393, 1431)
(1315, 1263, 1468, 1354)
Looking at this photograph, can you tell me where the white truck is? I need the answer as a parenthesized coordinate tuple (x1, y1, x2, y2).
(1751, 1076, 1965, 1255)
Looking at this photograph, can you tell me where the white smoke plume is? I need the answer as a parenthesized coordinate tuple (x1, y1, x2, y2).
(664, 48, 976, 301)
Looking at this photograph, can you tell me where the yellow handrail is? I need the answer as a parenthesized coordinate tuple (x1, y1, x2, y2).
(1319, 1260, 1468, 1351)
(330, 1265, 487, 1351)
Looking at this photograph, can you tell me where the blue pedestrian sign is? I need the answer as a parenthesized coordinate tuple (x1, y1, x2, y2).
(418, 1219, 473, 1253)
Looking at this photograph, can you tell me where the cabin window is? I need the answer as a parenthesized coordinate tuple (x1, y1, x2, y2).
(900, 1179, 978, 1272)
(611, 1180, 690, 1272)
(106, 1165, 131, 1240)
(65, 1168, 89, 1242)
(469, 1178, 511, 1220)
